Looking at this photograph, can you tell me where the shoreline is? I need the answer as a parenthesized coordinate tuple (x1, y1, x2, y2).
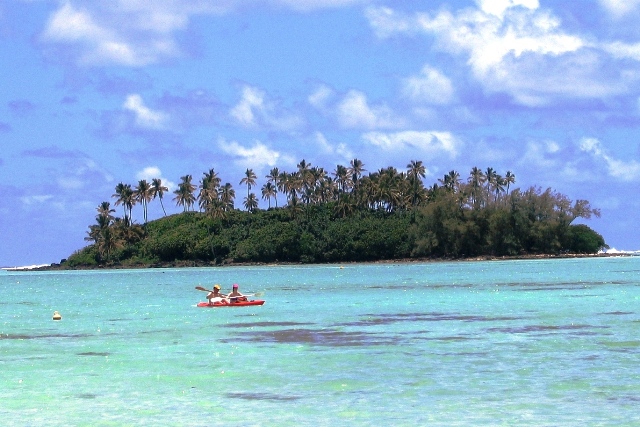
(21, 251, 634, 272)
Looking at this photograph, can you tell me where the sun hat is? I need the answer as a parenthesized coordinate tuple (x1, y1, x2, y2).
(233, 284, 239, 288)
(214, 284, 221, 290)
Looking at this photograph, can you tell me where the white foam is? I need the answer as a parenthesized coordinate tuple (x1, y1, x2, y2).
(600, 248, 640, 256)
(1, 264, 51, 271)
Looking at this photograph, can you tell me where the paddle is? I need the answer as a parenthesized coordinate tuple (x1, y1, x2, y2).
(195, 285, 264, 297)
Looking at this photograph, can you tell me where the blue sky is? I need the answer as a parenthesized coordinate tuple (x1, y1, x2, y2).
(2, 0, 640, 266)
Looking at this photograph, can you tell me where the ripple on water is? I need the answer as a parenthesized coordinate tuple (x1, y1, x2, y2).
(219, 328, 400, 347)
(225, 392, 301, 401)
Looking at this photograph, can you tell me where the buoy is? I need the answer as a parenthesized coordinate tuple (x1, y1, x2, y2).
(52, 311, 62, 321)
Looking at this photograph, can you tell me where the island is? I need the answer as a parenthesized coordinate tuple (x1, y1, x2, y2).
(53, 161, 606, 269)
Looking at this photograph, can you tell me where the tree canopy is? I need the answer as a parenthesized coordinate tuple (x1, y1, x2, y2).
(60, 161, 607, 268)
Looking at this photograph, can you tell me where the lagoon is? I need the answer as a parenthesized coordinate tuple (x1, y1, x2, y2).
(1, 258, 639, 426)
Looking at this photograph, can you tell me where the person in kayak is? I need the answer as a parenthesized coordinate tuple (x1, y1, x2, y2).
(227, 284, 247, 302)
(207, 284, 227, 305)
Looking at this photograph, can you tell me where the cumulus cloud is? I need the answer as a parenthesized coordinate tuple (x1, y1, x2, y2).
(598, 0, 640, 17)
(136, 166, 176, 191)
(42, 2, 181, 66)
(402, 65, 455, 105)
(218, 138, 292, 170)
(313, 132, 353, 159)
(123, 94, 167, 129)
(230, 86, 265, 127)
(41, 1, 369, 67)
(230, 85, 303, 131)
(337, 90, 405, 129)
(519, 139, 563, 170)
(367, 2, 639, 106)
(361, 130, 460, 157)
(308, 85, 335, 111)
(579, 137, 640, 181)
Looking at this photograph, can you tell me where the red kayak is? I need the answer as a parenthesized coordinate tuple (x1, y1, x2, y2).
(197, 300, 265, 308)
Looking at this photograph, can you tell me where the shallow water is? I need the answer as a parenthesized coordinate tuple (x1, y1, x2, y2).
(1, 257, 639, 426)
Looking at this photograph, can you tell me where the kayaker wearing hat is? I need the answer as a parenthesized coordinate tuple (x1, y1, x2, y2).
(227, 284, 247, 303)
(207, 284, 227, 305)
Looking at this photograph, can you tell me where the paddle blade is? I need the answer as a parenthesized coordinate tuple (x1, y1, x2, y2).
(195, 286, 210, 292)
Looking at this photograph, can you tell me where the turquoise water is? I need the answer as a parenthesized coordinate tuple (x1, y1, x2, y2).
(1, 257, 639, 426)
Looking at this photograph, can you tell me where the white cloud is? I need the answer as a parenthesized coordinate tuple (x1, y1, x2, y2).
(402, 65, 455, 105)
(337, 90, 405, 129)
(314, 131, 334, 154)
(42, 2, 181, 66)
(42, 1, 369, 67)
(136, 166, 176, 191)
(476, 0, 539, 18)
(230, 85, 303, 131)
(366, 3, 640, 106)
(602, 41, 640, 61)
(218, 138, 292, 170)
(365, 7, 415, 38)
(123, 94, 167, 129)
(20, 195, 54, 207)
(362, 130, 460, 157)
(308, 85, 335, 111)
(54, 157, 114, 191)
(519, 140, 562, 170)
(313, 132, 353, 159)
(230, 86, 265, 127)
(598, 0, 640, 17)
(579, 137, 640, 181)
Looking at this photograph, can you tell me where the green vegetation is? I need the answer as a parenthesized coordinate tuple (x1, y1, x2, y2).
(61, 160, 607, 268)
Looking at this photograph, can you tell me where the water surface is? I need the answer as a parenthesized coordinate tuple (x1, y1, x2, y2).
(1, 257, 639, 426)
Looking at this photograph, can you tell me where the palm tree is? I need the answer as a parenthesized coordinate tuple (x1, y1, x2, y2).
(494, 174, 506, 202)
(504, 171, 516, 195)
(407, 160, 426, 206)
(134, 179, 152, 223)
(96, 226, 123, 261)
(287, 193, 303, 219)
(97, 201, 115, 221)
(220, 183, 236, 211)
(198, 170, 221, 213)
(151, 178, 168, 216)
(203, 168, 222, 189)
(261, 182, 276, 208)
(198, 181, 218, 212)
(309, 166, 327, 204)
(333, 164, 351, 194)
(266, 167, 280, 207)
(113, 182, 135, 221)
(86, 207, 112, 245)
(244, 193, 259, 212)
(468, 167, 485, 208)
(439, 170, 460, 192)
(317, 178, 334, 204)
(348, 158, 366, 195)
(173, 175, 196, 212)
(239, 168, 257, 200)
(485, 167, 496, 201)
(277, 171, 290, 204)
(297, 160, 313, 199)
(85, 210, 123, 262)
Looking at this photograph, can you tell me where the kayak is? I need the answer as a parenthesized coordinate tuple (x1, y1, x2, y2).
(197, 300, 265, 308)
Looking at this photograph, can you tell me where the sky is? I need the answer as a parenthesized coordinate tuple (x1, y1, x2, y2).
(2, 0, 640, 267)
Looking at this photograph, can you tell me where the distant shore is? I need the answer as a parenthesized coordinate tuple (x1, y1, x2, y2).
(11, 251, 633, 272)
